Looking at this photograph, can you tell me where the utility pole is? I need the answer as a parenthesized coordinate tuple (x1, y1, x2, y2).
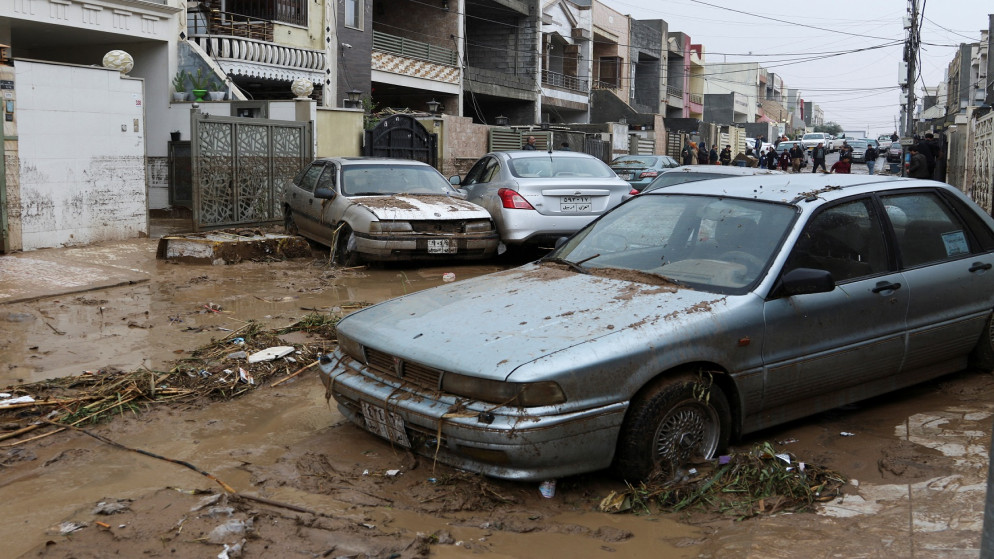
(903, 0, 919, 136)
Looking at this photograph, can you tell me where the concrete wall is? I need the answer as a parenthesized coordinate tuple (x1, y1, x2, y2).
(15, 60, 146, 250)
(440, 114, 488, 177)
(316, 108, 364, 157)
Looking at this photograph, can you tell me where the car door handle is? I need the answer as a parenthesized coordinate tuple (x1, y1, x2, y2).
(969, 262, 993, 273)
(872, 281, 902, 293)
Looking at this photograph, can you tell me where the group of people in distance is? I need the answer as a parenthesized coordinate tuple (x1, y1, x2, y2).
(680, 142, 734, 166)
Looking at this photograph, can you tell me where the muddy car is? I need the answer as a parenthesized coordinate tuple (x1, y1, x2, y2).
(451, 151, 631, 248)
(319, 173, 994, 482)
(283, 158, 499, 264)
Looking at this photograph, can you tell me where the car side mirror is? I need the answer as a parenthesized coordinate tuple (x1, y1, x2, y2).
(448, 175, 462, 186)
(314, 186, 336, 200)
(779, 267, 835, 296)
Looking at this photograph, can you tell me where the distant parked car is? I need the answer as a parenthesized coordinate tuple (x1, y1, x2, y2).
(320, 173, 994, 482)
(452, 151, 631, 247)
(886, 144, 904, 164)
(610, 155, 681, 192)
(849, 140, 869, 163)
(283, 157, 499, 264)
(801, 132, 832, 151)
(772, 141, 809, 168)
(877, 135, 894, 151)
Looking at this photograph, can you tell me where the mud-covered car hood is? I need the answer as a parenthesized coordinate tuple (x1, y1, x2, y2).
(351, 194, 491, 221)
(337, 263, 731, 381)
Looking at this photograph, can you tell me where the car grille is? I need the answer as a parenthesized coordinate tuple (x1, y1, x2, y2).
(410, 221, 463, 234)
(365, 347, 443, 390)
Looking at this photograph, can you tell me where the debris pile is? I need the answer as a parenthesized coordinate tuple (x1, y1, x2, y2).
(600, 442, 847, 518)
(0, 313, 340, 445)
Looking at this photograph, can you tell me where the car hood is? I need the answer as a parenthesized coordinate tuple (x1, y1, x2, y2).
(351, 194, 491, 221)
(338, 263, 730, 381)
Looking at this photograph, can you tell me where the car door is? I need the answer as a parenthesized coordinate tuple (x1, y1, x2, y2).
(286, 162, 327, 238)
(460, 156, 505, 229)
(760, 197, 908, 422)
(882, 190, 994, 381)
(308, 162, 347, 247)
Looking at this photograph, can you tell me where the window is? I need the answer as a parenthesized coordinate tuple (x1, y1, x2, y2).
(298, 164, 326, 194)
(345, 0, 362, 29)
(882, 191, 973, 268)
(785, 198, 889, 283)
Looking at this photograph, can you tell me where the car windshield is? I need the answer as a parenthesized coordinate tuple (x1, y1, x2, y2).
(802, 134, 824, 141)
(611, 156, 658, 168)
(508, 155, 617, 179)
(341, 164, 454, 196)
(642, 172, 733, 193)
(851, 141, 868, 149)
(549, 194, 797, 293)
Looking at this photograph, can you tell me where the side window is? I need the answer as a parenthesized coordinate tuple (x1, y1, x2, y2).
(481, 159, 501, 182)
(463, 158, 490, 186)
(298, 164, 325, 194)
(315, 165, 337, 191)
(784, 198, 889, 283)
(882, 191, 973, 268)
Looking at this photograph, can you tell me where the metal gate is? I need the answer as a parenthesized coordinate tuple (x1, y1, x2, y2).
(970, 111, 994, 216)
(191, 113, 312, 231)
(363, 114, 437, 167)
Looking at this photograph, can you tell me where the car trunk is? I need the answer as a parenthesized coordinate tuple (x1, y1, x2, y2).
(515, 178, 624, 217)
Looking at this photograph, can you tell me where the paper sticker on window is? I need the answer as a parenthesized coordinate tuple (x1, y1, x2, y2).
(941, 230, 968, 256)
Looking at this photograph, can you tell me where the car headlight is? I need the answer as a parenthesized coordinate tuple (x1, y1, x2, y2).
(442, 373, 566, 407)
(464, 220, 494, 233)
(337, 334, 365, 363)
(369, 221, 413, 233)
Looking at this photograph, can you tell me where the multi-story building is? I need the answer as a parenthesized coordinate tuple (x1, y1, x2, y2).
(541, 0, 594, 124)
(803, 101, 825, 128)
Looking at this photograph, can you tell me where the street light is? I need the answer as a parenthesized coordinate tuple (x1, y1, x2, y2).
(494, 115, 509, 126)
(426, 99, 441, 114)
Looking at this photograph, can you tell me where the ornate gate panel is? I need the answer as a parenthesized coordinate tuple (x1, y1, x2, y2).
(191, 113, 312, 230)
(970, 112, 994, 216)
(363, 114, 437, 167)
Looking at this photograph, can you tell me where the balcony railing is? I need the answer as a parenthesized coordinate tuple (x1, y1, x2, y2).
(373, 30, 457, 67)
(666, 86, 682, 98)
(541, 70, 588, 92)
(189, 34, 326, 73)
(593, 80, 619, 91)
(197, 0, 306, 27)
(689, 93, 703, 105)
(188, 7, 274, 41)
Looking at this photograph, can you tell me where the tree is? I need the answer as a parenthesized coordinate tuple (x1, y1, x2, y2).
(814, 122, 843, 136)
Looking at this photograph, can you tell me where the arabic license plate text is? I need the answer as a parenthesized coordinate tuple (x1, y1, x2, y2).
(427, 239, 457, 254)
(361, 401, 411, 447)
(620, 173, 633, 180)
(560, 195, 591, 212)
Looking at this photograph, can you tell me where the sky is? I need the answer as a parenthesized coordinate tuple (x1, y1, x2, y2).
(600, 0, 992, 138)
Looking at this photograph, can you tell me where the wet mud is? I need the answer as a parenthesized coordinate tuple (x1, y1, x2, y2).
(1, 239, 991, 558)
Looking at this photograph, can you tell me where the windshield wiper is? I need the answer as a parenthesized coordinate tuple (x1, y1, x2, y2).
(541, 253, 600, 274)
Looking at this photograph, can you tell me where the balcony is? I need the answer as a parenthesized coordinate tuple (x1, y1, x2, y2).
(373, 31, 457, 67)
(189, 8, 273, 41)
(541, 70, 588, 93)
(689, 92, 703, 105)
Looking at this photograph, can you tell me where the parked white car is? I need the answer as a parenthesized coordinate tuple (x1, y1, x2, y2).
(801, 132, 832, 152)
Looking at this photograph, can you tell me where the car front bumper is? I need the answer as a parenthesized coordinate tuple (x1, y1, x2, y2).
(354, 231, 499, 261)
(319, 350, 626, 481)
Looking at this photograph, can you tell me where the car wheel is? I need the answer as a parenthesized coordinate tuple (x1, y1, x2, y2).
(284, 207, 299, 236)
(334, 225, 360, 267)
(615, 371, 730, 482)
(969, 314, 994, 371)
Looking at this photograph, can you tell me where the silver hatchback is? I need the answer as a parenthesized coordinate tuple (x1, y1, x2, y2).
(452, 151, 631, 247)
(319, 173, 994, 482)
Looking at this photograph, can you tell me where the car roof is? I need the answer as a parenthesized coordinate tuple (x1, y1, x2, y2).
(313, 157, 433, 167)
(492, 150, 603, 160)
(659, 165, 786, 177)
(643, 173, 952, 206)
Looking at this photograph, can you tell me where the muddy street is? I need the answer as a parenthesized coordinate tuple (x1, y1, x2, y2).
(1, 238, 991, 558)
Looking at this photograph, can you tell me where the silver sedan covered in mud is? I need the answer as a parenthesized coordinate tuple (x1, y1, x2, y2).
(319, 174, 994, 481)
(284, 158, 498, 264)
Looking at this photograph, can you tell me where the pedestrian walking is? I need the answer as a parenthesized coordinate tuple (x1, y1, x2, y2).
(907, 145, 930, 178)
(720, 145, 732, 166)
(766, 148, 778, 170)
(681, 142, 694, 165)
(778, 148, 790, 171)
(923, 133, 940, 177)
(864, 144, 878, 175)
(688, 142, 699, 165)
(709, 145, 719, 165)
(523, 136, 537, 150)
(830, 158, 851, 174)
(698, 143, 709, 165)
(789, 144, 804, 173)
(811, 142, 828, 173)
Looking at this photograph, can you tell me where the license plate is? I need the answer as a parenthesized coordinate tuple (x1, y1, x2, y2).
(620, 173, 633, 180)
(560, 195, 591, 212)
(361, 401, 411, 447)
(427, 239, 457, 254)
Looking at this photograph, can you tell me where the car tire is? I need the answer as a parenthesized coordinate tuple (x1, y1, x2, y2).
(615, 371, 731, 482)
(334, 225, 360, 267)
(969, 314, 994, 371)
(284, 207, 299, 236)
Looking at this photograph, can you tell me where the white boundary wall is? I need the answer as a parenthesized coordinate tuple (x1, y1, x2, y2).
(16, 60, 146, 249)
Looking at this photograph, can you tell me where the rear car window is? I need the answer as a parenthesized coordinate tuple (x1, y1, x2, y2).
(509, 156, 616, 179)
